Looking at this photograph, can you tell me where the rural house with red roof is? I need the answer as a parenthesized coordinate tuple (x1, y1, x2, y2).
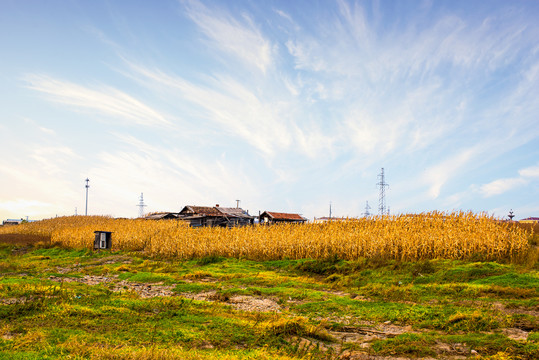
(259, 211, 307, 225)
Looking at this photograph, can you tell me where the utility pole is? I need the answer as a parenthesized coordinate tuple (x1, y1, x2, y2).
(377, 168, 389, 216)
(85, 178, 90, 216)
(329, 201, 332, 219)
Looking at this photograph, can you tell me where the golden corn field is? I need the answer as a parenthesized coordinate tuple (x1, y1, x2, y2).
(0, 212, 532, 261)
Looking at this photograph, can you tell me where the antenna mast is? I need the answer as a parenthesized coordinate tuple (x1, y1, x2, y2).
(329, 201, 332, 219)
(377, 168, 389, 215)
(137, 193, 147, 218)
(85, 178, 90, 216)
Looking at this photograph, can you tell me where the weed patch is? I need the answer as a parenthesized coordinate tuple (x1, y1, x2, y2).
(196, 254, 226, 266)
(294, 256, 343, 275)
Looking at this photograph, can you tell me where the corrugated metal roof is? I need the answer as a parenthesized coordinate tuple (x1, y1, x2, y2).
(144, 213, 179, 220)
(217, 207, 253, 218)
(181, 206, 222, 216)
(179, 214, 207, 220)
(264, 212, 306, 221)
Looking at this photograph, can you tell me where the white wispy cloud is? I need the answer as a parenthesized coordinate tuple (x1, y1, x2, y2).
(423, 148, 477, 199)
(122, 61, 300, 158)
(286, 2, 533, 82)
(273, 8, 294, 25)
(519, 163, 539, 178)
(88, 134, 261, 215)
(480, 178, 528, 198)
(38, 126, 56, 135)
(480, 162, 539, 197)
(183, 0, 274, 74)
(30, 146, 79, 176)
(277, 2, 538, 206)
(23, 74, 170, 127)
(126, 60, 336, 158)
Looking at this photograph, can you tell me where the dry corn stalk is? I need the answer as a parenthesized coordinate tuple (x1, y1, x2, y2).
(0, 212, 530, 261)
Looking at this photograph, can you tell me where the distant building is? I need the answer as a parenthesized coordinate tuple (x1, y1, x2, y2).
(520, 217, 539, 224)
(2, 219, 23, 226)
(259, 211, 307, 225)
(179, 205, 254, 227)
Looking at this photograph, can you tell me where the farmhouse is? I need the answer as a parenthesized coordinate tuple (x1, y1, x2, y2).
(259, 211, 307, 225)
(179, 205, 254, 227)
(216, 207, 255, 227)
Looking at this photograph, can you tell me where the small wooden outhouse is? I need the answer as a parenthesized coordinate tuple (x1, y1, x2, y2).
(94, 231, 112, 250)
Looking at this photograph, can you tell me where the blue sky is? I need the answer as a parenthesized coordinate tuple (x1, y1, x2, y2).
(1, 0, 538, 221)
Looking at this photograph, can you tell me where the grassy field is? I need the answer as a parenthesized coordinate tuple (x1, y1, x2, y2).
(0, 232, 537, 359)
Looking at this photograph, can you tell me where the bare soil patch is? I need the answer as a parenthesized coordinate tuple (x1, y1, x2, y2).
(48, 275, 176, 298)
(46, 275, 282, 311)
(492, 301, 539, 317)
(179, 290, 282, 312)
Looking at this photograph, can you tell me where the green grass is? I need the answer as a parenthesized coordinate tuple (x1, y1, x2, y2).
(0, 244, 537, 359)
(370, 333, 437, 357)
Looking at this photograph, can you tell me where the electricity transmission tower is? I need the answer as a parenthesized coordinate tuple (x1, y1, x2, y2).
(137, 193, 147, 218)
(363, 201, 371, 218)
(377, 168, 389, 215)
